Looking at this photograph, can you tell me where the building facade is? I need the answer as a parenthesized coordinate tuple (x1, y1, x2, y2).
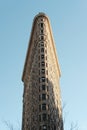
(22, 13, 63, 130)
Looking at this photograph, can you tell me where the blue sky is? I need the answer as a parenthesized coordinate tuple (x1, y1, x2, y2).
(0, 0, 87, 130)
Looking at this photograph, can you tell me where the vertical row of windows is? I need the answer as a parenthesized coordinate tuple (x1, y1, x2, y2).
(38, 20, 49, 130)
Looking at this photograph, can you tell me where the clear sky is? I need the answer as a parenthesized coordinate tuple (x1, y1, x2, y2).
(0, 0, 87, 130)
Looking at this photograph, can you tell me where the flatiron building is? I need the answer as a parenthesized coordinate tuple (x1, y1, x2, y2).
(22, 13, 63, 130)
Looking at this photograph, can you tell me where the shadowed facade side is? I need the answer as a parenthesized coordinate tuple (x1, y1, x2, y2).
(22, 13, 63, 130)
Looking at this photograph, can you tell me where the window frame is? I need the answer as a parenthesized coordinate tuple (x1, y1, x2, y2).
(42, 103, 46, 110)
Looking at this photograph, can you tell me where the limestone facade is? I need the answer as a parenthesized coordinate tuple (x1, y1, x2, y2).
(22, 13, 63, 130)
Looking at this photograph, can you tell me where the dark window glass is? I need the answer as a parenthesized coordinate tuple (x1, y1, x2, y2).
(39, 95, 41, 101)
(48, 126, 50, 130)
(41, 29, 43, 34)
(41, 19, 43, 21)
(41, 42, 44, 46)
(41, 48, 44, 52)
(42, 114, 47, 121)
(38, 63, 40, 67)
(41, 36, 44, 40)
(39, 70, 40, 75)
(43, 128, 47, 130)
(54, 125, 56, 130)
(42, 103, 46, 110)
(39, 86, 40, 92)
(39, 115, 41, 122)
(39, 126, 41, 130)
(39, 105, 41, 112)
(38, 43, 40, 47)
(39, 78, 40, 83)
(38, 56, 40, 60)
(41, 23, 43, 28)
(42, 77, 45, 82)
(43, 125, 47, 130)
(41, 54, 44, 59)
(41, 61, 45, 66)
(42, 94, 46, 100)
(47, 86, 48, 91)
(42, 85, 45, 90)
(41, 69, 45, 74)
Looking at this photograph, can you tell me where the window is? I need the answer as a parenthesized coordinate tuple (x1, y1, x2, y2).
(41, 54, 44, 59)
(42, 85, 45, 90)
(39, 126, 41, 130)
(42, 94, 46, 100)
(41, 42, 44, 46)
(39, 105, 41, 112)
(48, 126, 50, 130)
(42, 103, 46, 110)
(38, 63, 40, 67)
(42, 77, 45, 82)
(54, 125, 56, 130)
(39, 86, 40, 92)
(41, 61, 45, 66)
(42, 114, 47, 121)
(41, 29, 43, 34)
(39, 70, 40, 75)
(41, 35, 44, 40)
(38, 56, 40, 60)
(41, 23, 43, 28)
(39, 95, 41, 101)
(39, 115, 41, 122)
(41, 48, 44, 52)
(39, 78, 40, 83)
(43, 125, 47, 130)
(38, 43, 40, 47)
(26, 124, 29, 129)
(41, 18, 43, 21)
(41, 69, 45, 74)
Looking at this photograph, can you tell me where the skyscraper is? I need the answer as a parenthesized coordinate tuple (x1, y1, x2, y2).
(22, 13, 63, 130)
